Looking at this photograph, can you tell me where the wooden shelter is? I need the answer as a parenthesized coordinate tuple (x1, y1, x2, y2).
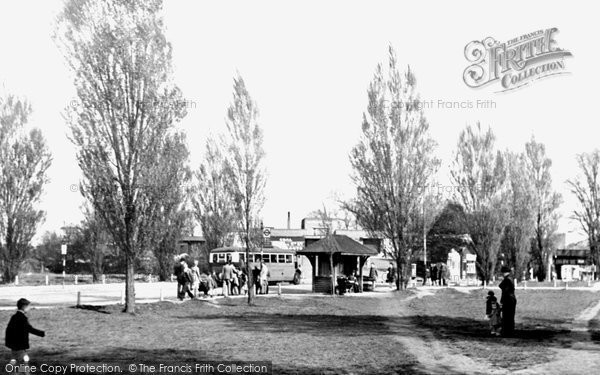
(297, 234, 379, 293)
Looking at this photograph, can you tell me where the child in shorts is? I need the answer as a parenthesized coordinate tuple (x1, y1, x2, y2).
(5, 298, 45, 366)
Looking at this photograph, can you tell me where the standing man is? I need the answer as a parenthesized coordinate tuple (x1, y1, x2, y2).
(222, 259, 234, 297)
(499, 265, 517, 337)
(369, 263, 378, 290)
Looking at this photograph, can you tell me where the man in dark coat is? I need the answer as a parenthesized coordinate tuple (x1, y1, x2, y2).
(499, 266, 517, 337)
(5, 298, 45, 364)
(174, 258, 185, 300)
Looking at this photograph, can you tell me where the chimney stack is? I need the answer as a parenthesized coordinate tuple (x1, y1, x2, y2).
(287, 211, 291, 229)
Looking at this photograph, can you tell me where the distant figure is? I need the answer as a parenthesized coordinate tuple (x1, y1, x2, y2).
(347, 270, 358, 293)
(253, 265, 262, 294)
(240, 269, 248, 295)
(438, 263, 446, 286)
(485, 291, 502, 336)
(431, 265, 438, 286)
(260, 260, 270, 294)
(174, 258, 185, 299)
(191, 260, 201, 297)
(222, 259, 235, 297)
(424, 267, 431, 286)
(231, 266, 240, 295)
(198, 271, 212, 298)
(386, 263, 395, 288)
(180, 261, 195, 300)
(499, 266, 517, 337)
(369, 264, 378, 290)
(5, 298, 45, 366)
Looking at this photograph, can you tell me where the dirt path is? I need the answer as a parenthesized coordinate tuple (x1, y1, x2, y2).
(376, 288, 600, 375)
(392, 289, 504, 374)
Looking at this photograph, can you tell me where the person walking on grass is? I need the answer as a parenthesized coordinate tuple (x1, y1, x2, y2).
(5, 299, 45, 368)
(499, 265, 517, 337)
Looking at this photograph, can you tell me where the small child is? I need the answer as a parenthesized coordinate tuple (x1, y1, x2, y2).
(485, 291, 502, 336)
(5, 298, 45, 366)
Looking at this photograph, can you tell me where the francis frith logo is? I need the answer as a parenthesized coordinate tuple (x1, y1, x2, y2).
(463, 28, 572, 92)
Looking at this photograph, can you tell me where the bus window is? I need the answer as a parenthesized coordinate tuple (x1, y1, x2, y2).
(270, 254, 278, 263)
(278, 254, 285, 263)
(262, 254, 270, 263)
(285, 254, 293, 263)
(211, 254, 218, 263)
(239, 253, 245, 262)
(217, 253, 225, 262)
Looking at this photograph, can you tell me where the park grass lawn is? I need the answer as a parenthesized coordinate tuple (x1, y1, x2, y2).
(0, 288, 597, 374)
(0, 297, 421, 375)
(407, 288, 600, 371)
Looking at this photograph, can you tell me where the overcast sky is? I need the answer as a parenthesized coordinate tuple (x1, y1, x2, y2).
(0, 0, 598, 245)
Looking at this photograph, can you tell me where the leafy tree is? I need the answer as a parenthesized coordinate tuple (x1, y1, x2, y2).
(502, 151, 535, 281)
(451, 123, 509, 283)
(346, 46, 440, 290)
(223, 75, 267, 305)
(32, 231, 63, 273)
(78, 206, 113, 282)
(0, 93, 52, 283)
(567, 150, 600, 278)
(55, 0, 188, 312)
(524, 138, 562, 281)
(147, 133, 191, 281)
(193, 135, 237, 253)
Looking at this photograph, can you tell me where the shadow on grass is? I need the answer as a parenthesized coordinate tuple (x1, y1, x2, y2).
(71, 304, 112, 314)
(7, 347, 426, 375)
(178, 311, 598, 350)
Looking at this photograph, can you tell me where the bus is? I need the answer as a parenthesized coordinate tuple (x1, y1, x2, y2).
(209, 246, 301, 284)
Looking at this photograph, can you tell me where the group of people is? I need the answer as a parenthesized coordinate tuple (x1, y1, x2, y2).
(429, 263, 449, 286)
(174, 259, 218, 300)
(221, 259, 270, 297)
(174, 258, 271, 300)
(485, 266, 518, 337)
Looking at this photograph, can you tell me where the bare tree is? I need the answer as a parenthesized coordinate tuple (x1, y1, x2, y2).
(524, 137, 562, 281)
(346, 46, 440, 290)
(223, 75, 267, 305)
(567, 150, 600, 279)
(451, 123, 509, 283)
(55, 0, 188, 312)
(0, 93, 52, 283)
(193, 135, 237, 252)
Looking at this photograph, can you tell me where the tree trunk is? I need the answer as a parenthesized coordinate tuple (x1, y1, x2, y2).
(124, 256, 136, 313)
(245, 235, 255, 305)
(396, 258, 403, 290)
(2, 256, 19, 284)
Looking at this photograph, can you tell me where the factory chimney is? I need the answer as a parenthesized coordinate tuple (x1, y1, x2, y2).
(287, 211, 291, 229)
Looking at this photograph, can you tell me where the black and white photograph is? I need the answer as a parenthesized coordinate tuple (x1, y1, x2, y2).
(0, 0, 599, 374)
